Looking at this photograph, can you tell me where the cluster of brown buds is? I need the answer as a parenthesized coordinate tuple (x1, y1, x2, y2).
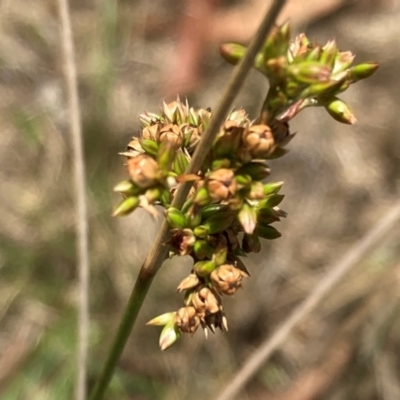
(113, 23, 378, 350)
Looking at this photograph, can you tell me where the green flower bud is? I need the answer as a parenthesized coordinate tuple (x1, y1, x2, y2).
(263, 181, 284, 196)
(140, 139, 159, 157)
(194, 187, 211, 206)
(159, 320, 180, 351)
(194, 260, 216, 277)
(258, 194, 285, 209)
(242, 232, 261, 253)
(147, 312, 176, 326)
(160, 190, 172, 207)
(255, 224, 282, 240)
(165, 207, 187, 229)
(113, 180, 141, 196)
(186, 211, 202, 229)
(194, 240, 214, 260)
(172, 149, 189, 175)
(203, 212, 235, 235)
(144, 187, 161, 202)
(112, 196, 139, 217)
(238, 203, 257, 234)
(288, 62, 330, 84)
(201, 204, 229, 221)
(349, 62, 379, 83)
(219, 42, 246, 65)
(193, 225, 209, 239)
(236, 162, 270, 181)
(212, 245, 228, 266)
(300, 79, 345, 98)
(324, 97, 356, 124)
(235, 173, 252, 188)
(211, 159, 231, 170)
(157, 140, 176, 172)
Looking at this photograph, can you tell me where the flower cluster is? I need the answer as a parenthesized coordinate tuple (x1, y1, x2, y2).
(113, 24, 378, 350)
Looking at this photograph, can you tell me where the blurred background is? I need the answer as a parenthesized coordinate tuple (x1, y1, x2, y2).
(1, 0, 400, 399)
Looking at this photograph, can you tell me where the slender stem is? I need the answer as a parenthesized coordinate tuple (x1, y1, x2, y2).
(57, 0, 90, 399)
(89, 2, 286, 399)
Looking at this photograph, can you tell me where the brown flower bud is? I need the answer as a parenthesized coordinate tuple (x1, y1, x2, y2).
(174, 306, 200, 334)
(210, 264, 247, 295)
(124, 137, 145, 158)
(127, 154, 159, 188)
(192, 286, 221, 316)
(159, 124, 184, 149)
(142, 124, 160, 141)
(177, 274, 200, 292)
(170, 228, 196, 256)
(207, 169, 237, 201)
(243, 125, 276, 158)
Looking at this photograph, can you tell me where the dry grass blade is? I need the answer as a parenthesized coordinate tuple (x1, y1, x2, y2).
(216, 200, 400, 400)
(57, 0, 89, 399)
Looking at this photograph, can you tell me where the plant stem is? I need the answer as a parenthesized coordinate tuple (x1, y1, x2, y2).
(89, 1, 286, 399)
(57, 0, 90, 399)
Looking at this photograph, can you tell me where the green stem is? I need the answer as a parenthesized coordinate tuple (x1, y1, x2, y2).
(89, 1, 286, 399)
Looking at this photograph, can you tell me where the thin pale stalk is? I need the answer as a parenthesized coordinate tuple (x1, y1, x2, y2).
(215, 200, 400, 400)
(57, 0, 89, 399)
(89, 1, 286, 399)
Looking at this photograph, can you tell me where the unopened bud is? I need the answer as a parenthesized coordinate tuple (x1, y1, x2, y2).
(324, 97, 356, 124)
(238, 203, 257, 234)
(288, 62, 331, 84)
(203, 212, 235, 235)
(147, 312, 176, 326)
(219, 42, 246, 65)
(193, 240, 214, 260)
(159, 320, 180, 350)
(165, 207, 186, 229)
(112, 196, 139, 217)
(140, 139, 159, 157)
(113, 180, 141, 196)
(349, 62, 379, 83)
(258, 194, 285, 209)
(194, 260, 216, 277)
(263, 181, 284, 196)
(177, 274, 200, 292)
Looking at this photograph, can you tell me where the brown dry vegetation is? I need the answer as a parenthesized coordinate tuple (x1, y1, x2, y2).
(0, 1, 400, 399)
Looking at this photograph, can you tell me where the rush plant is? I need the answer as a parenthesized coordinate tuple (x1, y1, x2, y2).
(113, 24, 378, 349)
(89, 2, 378, 398)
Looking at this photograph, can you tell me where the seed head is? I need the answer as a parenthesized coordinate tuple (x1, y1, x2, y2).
(192, 286, 221, 315)
(207, 169, 237, 201)
(210, 264, 248, 295)
(174, 306, 200, 334)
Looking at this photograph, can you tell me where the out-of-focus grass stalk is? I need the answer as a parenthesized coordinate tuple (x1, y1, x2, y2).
(215, 199, 400, 400)
(57, 0, 90, 399)
(89, 1, 287, 399)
